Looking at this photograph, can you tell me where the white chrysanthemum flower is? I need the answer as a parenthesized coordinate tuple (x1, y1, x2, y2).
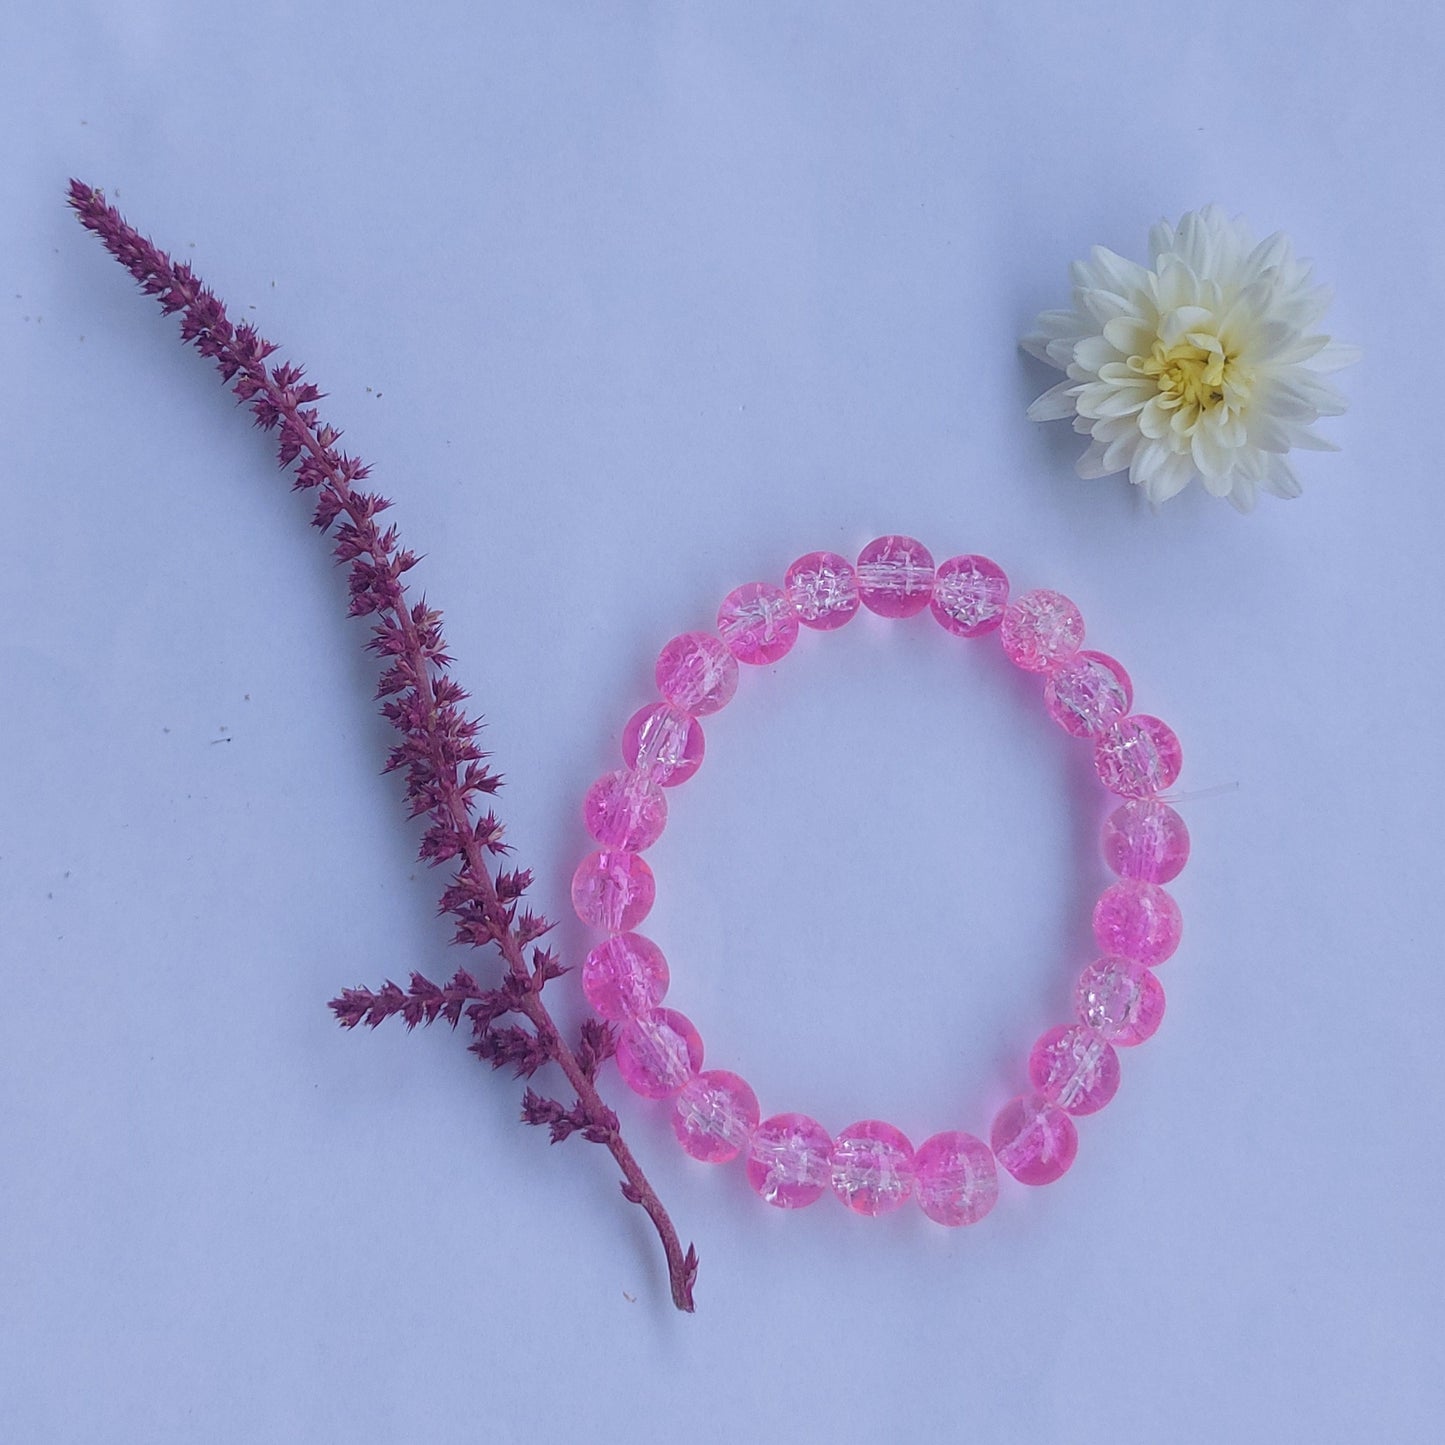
(1022, 205, 1360, 510)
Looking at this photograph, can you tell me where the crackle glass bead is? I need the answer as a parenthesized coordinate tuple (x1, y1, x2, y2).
(746, 1113, 834, 1209)
(671, 1070, 760, 1164)
(930, 554, 1010, 637)
(716, 581, 799, 664)
(1000, 589, 1085, 672)
(912, 1131, 999, 1227)
(855, 535, 936, 618)
(582, 769, 668, 851)
(655, 631, 738, 716)
(1093, 879, 1183, 965)
(1102, 798, 1190, 883)
(785, 550, 860, 630)
(615, 1008, 703, 1099)
(1076, 956, 1166, 1046)
(829, 1121, 916, 1216)
(621, 702, 705, 787)
(581, 932, 669, 1021)
(570, 849, 655, 931)
(1044, 651, 1133, 737)
(1095, 715, 1183, 798)
(990, 1095, 1079, 1185)
(1028, 1024, 1121, 1116)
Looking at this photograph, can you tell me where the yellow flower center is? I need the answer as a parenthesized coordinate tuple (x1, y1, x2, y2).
(1129, 335, 1247, 427)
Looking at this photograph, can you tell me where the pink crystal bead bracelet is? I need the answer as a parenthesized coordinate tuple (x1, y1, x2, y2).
(570, 536, 1188, 1224)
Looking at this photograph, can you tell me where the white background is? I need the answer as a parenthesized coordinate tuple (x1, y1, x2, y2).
(3, 3, 1441, 1441)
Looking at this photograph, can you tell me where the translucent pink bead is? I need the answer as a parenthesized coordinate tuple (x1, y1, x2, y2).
(582, 769, 667, 851)
(615, 1008, 703, 1099)
(570, 850, 656, 931)
(930, 554, 1010, 637)
(785, 550, 860, 630)
(716, 581, 799, 664)
(1102, 798, 1190, 882)
(1094, 715, 1183, 797)
(746, 1113, 834, 1208)
(621, 702, 705, 787)
(1076, 956, 1166, 1046)
(855, 535, 936, 618)
(912, 1131, 999, 1227)
(1093, 880, 1183, 965)
(1044, 651, 1133, 737)
(1028, 1024, 1121, 1116)
(990, 1094, 1079, 1185)
(655, 631, 738, 716)
(1000, 589, 1085, 671)
(671, 1070, 760, 1163)
(581, 932, 669, 1021)
(829, 1121, 916, 1216)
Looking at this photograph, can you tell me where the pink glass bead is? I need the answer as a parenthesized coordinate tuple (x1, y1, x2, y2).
(829, 1121, 916, 1216)
(671, 1070, 760, 1164)
(855, 535, 936, 618)
(1028, 1024, 1121, 1116)
(1102, 797, 1190, 883)
(655, 631, 739, 716)
(912, 1131, 999, 1227)
(1000, 589, 1085, 671)
(1094, 715, 1183, 798)
(621, 702, 705, 787)
(570, 849, 656, 931)
(1093, 879, 1183, 965)
(615, 1008, 703, 1099)
(1044, 651, 1133, 737)
(1076, 956, 1166, 1046)
(930, 554, 1010, 637)
(785, 550, 860, 630)
(716, 581, 799, 664)
(582, 769, 667, 851)
(746, 1113, 834, 1209)
(990, 1094, 1079, 1186)
(581, 932, 669, 1021)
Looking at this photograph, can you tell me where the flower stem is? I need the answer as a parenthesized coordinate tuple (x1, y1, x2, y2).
(68, 178, 697, 1312)
(285, 408, 696, 1311)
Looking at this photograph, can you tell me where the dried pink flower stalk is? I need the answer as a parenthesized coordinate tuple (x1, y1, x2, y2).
(69, 179, 697, 1311)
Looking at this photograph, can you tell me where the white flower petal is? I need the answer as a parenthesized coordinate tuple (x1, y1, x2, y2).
(1190, 421, 1236, 479)
(1021, 309, 1091, 366)
(1076, 381, 1147, 419)
(1092, 412, 1144, 443)
(1240, 230, 1293, 286)
(1072, 334, 1122, 373)
(1284, 427, 1340, 452)
(1074, 438, 1114, 479)
(1077, 288, 1138, 328)
(1306, 341, 1363, 373)
(1071, 245, 1152, 298)
(1137, 395, 1173, 440)
(1100, 315, 1155, 357)
(1244, 413, 1291, 453)
(1174, 206, 1239, 277)
(1261, 454, 1303, 499)
(1273, 332, 1333, 366)
(1275, 368, 1350, 417)
(1144, 451, 1197, 504)
(1148, 219, 1176, 266)
(1227, 475, 1259, 512)
(1157, 305, 1214, 348)
(1101, 431, 1138, 473)
(1026, 380, 1082, 421)
(1152, 258, 1202, 312)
